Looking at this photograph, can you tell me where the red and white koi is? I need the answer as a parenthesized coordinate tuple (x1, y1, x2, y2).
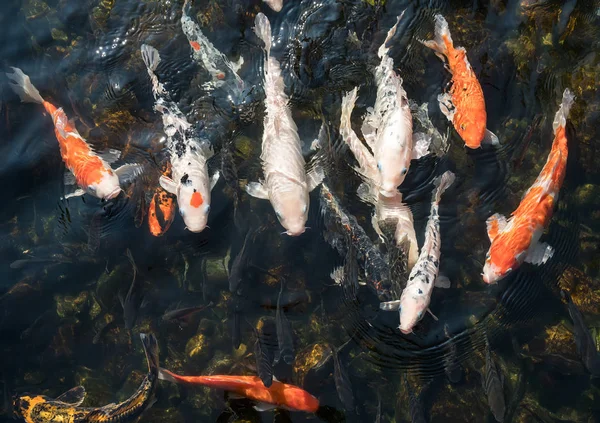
(421, 14, 499, 149)
(181, 0, 244, 93)
(141, 44, 220, 233)
(380, 171, 455, 334)
(361, 12, 430, 197)
(482, 89, 574, 284)
(6, 68, 141, 200)
(245, 13, 323, 236)
(340, 87, 419, 269)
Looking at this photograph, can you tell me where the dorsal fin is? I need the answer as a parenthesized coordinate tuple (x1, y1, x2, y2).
(55, 386, 86, 406)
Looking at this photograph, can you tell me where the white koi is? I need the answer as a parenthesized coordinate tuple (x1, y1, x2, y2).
(380, 171, 455, 334)
(141, 44, 220, 233)
(361, 12, 430, 197)
(246, 13, 323, 236)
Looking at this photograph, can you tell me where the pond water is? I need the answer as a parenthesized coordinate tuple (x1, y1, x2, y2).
(1, 0, 599, 422)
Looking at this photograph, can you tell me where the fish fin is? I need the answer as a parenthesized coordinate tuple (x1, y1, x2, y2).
(434, 274, 451, 288)
(437, 92, 455, 122)
(157, 367, 178, 383)
(341, 88, 378, 177)
(380, 300, 401, 311)
(486, 213, 507, 241)
(55, 386, 86, 406)
(553, 88, 575, 134)
(306, 166, 324, 192)
(371, 213, 387, 244)
(6, 67, 44, 104)
(310, 121, 328, 151)
(64, 170, 76, 186)
(330, 266, 344, 285)
(481, 129, 500, 146)
(140, 333, 159, 374)
(245, 181, 269, 199)
(524, 242, 554, 265)
(433, 171, 456, 203)
(411, 132, 431, 159)
(254, 13, 272, 57)
(62, 188, 85, 200)
(254, 402, 278, 412)
(228, 393, 245, 400)
(114, 164, 143, 185)
(159, 176, 178, 194)
(427, 308, 439, 321)
(210, 170, 220, 190)
(420, 14, 452, 60)
(85, 409, 111, 420)
(141, 44, 161, 72)
(378, 11, 404, 59)
(357, 182, 376, 205)
(99, 148, 122, 164)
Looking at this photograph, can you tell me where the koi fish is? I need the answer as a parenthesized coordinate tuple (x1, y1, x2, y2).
(421, 15, 499, 149)
(361, 12, 430, 196)
(482, 89, 574, 284)
(148, 164, 176, 237)
(340, 86, 419, 269)
(157, 368, 320, 413)
(181, 0, 244, 93)
(380, 171, 455, 334)
(141, 44, 220, 232)
(6, 68, 141, 200)
(483, 338, 506, 423)
(246, 13, 323, 236)
(13, 333, 159, 423)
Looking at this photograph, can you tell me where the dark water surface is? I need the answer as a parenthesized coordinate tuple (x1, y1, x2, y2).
(1, 0, 600, 422)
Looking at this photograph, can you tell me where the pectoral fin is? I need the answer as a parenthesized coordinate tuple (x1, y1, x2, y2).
(524, 242, 554, 265)
(245, 181, 269, 199)
(481, 129, 500, 146)
(434, 274, 451, 289)
(64, 170, 76, 186)
(486, 213, 507, 241)
(306, 166, 324, 192)
(63, 188, 85, 200)
(253, 402, 278, 412)
(210, 170, 220, 190)
(412, 132, 431, 159)
(98, 148, 122, 164)
(380, 300, 401, 311)
(114, 164, 143, 185)
(55, 386, 86, 406)
(438, 92, 455, 122)
(159, 175, 178, 195)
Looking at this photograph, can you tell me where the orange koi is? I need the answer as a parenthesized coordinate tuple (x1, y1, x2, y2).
(148, 165, 176, 237)
(421, 15, 499, 149)
(482, 89, 574, 284)
(6, 68, 141, 200)
(158, 368, 320, 413)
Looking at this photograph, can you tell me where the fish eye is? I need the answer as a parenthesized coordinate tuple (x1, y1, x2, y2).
(401, 168, 408, 175)
(302, 205, 307, 214)
(205, 205, 211, 214)
(88, 186, 96, 192)
(417, 311, 423, 319)
(179, 208, 185, 217)
(460, 124, 466, 130)
(275, 211, 283, 220)
(486, 252, 491, 259)
(506, 268, 512, 273)
(377, 162, 382, 171)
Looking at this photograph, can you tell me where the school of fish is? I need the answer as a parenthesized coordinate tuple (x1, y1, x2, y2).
(5, 1, 586, 421)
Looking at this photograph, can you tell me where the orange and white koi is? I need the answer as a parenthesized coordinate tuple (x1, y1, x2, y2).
(141, 44, 220, 233)
(6, 68, 141, 201)
(380, 171, 455, 334)
(158, 368, 320, 413)
(340, 86, 419, 269)
(148, 164, 177, 237)
(245, 13, 323, 236)
(421, 14, 499, 149)
(482, 89, 574, 284)
(361, 12, 430, 196)
(181, 0, 244, 93)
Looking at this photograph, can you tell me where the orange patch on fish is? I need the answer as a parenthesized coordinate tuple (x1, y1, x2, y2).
(190, 41, 201, 51)
(190, 191, 203, 208)
(217, 72, 225, 80)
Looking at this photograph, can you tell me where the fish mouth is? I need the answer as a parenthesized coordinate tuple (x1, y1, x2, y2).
(286, 228, 306, 236)
(399, 327, 412, 335)
(105, 187, 122, 200)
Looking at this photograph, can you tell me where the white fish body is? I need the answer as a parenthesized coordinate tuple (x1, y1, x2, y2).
(389, 171, 455, 334)
(141, 44, 219, 233)
(246, 13, 323, 236)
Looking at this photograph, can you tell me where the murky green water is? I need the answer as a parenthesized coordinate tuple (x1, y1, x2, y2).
(1, 0, 600, 422)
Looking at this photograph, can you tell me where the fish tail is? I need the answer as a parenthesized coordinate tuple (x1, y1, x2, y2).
(377, 11, 405, 59)
(254, 13, 272, 58)
(140, 333, 159, 376)
(433, 171, 455, 203)
(6, 67, 44, 104)
(157, 367, 179, 384)
(141, 44, 161, 72)
(552, 88, 575, 133)
(421, 14, 453, 59)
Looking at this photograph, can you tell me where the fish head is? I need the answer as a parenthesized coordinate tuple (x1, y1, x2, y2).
(398, 284, 428, 334)
(177, 181, 211, 232)
(459, 119, 486, 149)
(482, 246, 516, 284)
(377, 153, 409, 197)
(89, 170, 121, 200)
(12, 394, 36, 419)
(271, 186, 309, 236)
